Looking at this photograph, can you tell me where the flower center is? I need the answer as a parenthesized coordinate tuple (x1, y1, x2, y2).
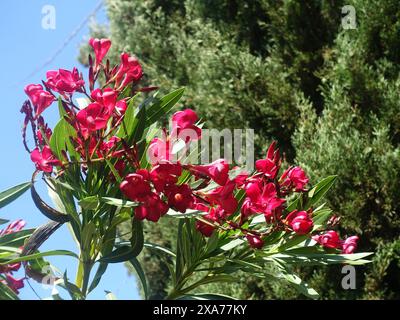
(174, 193, 183, 202)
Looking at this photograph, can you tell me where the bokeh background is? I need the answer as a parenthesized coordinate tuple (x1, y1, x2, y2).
(1, 0, 400, 299)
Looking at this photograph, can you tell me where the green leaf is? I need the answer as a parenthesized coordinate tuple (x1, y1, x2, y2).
(312, 207, 333, 231)
(129, 257, 148, 300)
(0, 218, 9, 225)
(31, 182, 71, 223)
(88, 263, 108, 294)
(79, 196, 100, 210)
(305, 175, 337, 209)
(177, 293, 236, 300)
(0, 182, 31, 209)
(124, 101, 147, 146)
(276, 234, 310, 252)
(275, 263, 319, 299)
(49, 118, 77, 162)
(220, 238, 245, 251)
(166, 209, 206, 218)
(0, 281, 20, 300)
(99, 220, 143, 263)
(98, 246, 135, 263)
(130, 218, 144, 256)
(101, 197, 138, 208)
(117, 93, 144, 142)
(57, 272, 83, 300)
(264, 252, 373, 266)
(146, 88, 185, 125)
(181, 275, 237, 295)
(143, 242, 176, 257)
(105, 158, 122, 183)
(0, 229, 35, 247)
(88, 226, 117, 293)
(2, 250, 78, 264)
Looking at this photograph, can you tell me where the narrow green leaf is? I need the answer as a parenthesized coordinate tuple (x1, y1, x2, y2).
(0, 281, 20, 300)
(305, 176, 337, 209)
(143, 242, 176, 257)
(130, 219, 144, 257)
(101, 197, 138, 208)
(177, 293, 236, 300)
(2, 250, 78, 264)
(0, 218, 9, 225)
(146, 88, 185, 124)
(0, 182, 31, 209)
(275, 264, 319, 299)
(129, 257, 148, 300)
(79, 196, 100, 210)
(98, 246, 135, 263)
(0, 229, 35, 247)
(49, 118, 77, 162)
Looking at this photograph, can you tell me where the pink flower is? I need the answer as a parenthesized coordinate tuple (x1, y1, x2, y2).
(120, 170, 152, 201)
(204, 181, 238, 214)
(134, 193, 168, 222)
(91, 88, 118, 113)
(342, 236, 359, 254)
(243, 181, 285, 222)
(30, 146, 61, 172)
(164, 184, 194, 213)
(115, 53, 143, 90)
(76, 102, 111, 139)
(255, 141, 281, 179)
(115, 100, 127, 115)
(280, 166, 309, 191)
(100, 136, 121, 155)
(194, 205, 219, 237)
(313, 230, 341, 249)
(190, 159, 230, 186)
(172, 109, 201, 141)
(45, 68, 84, 94)
(0, 220, 26, 293)
(246, 234, 264, 249)
(285, 210, 313, 235)
(89, 38, 112, 69)
(195, 218, 216, 237)
(150, 162, 182, 192)
(5, 274, 25, 294)
(0, 220, 26, 236)
(233, 170, 249, 187)
(24, 84, 55, 117)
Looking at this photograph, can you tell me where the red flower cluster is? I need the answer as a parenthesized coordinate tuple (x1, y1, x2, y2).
(22, 38, 145, 173)
(0, 220, 26, 294)
(313, 232, 359, 254)
(21, 37, 359, 254)
(120, 164, 194, 222)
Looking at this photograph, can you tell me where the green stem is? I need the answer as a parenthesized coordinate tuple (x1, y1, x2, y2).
(81, 261, 93, 299)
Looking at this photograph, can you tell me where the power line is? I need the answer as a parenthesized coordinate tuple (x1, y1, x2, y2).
(22, 0, 104, 83)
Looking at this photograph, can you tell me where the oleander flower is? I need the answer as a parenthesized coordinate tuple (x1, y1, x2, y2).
(24, 84, 55, 117)
(30, 146, 61, 172)
(89, 38, 112, 69)
(285, 210, 313, 235)
(45, 68, 84, 94)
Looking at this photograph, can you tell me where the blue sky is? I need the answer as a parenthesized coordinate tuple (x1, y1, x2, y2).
(0, 0, 140, 300)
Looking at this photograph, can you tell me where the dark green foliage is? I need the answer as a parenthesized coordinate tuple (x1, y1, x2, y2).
(83, 0, 400, 299)
(293, 0, 400, 299)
